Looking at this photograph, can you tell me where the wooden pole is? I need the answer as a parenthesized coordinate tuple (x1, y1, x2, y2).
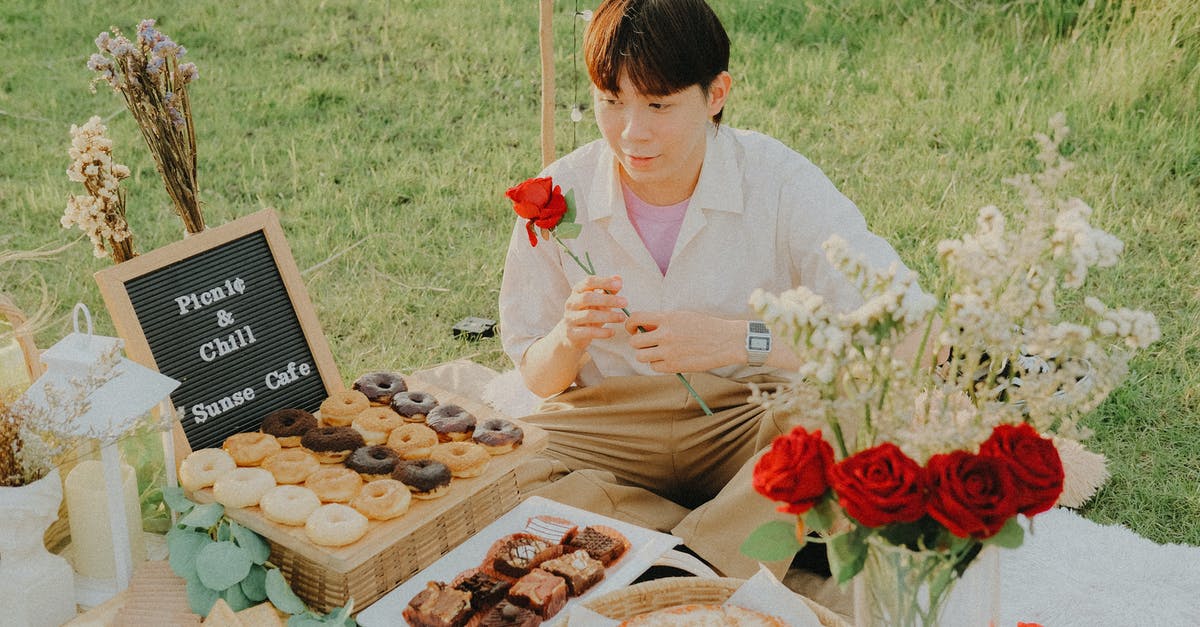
(539, 0, 556, 168)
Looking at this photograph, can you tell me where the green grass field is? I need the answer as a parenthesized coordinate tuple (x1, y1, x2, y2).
(2, 1, 1198, 546)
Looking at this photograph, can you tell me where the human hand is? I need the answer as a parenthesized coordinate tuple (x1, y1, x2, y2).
(624, 310, 742, 373)
(557, 274, 628, 351)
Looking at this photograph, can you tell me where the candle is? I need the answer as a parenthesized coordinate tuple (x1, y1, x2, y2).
(64, 459, 146, 580)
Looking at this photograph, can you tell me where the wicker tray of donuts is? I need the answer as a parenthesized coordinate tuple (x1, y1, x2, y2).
(180, 371, 549, 613)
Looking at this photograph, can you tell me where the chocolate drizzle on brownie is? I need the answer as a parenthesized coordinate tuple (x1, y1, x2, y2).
(565, 526, 626, 565)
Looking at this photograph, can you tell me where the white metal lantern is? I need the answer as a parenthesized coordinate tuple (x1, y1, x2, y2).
(17, 304, 179, 605)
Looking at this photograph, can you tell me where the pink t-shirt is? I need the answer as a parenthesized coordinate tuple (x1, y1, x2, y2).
(622, 184, 689, 276)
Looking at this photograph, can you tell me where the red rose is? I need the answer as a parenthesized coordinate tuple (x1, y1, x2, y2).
(980, 423, 1064, 516)
(925, 450, 1018, 539)
(830, 442, 926, 527)
(752, 427, 834, 514)
(505, 176, 568, 247)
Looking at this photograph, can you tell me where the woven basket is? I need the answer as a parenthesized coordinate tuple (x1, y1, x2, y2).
(578, 577, 849, 627)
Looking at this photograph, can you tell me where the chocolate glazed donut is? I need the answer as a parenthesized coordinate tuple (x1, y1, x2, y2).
(472, 418, 524, 454)
(353, 371, 408, 404)
(261, 408, 318, 447)
(390, 391, 438, 422)
(393, 459, 452, 498)
(426, 404, 476, 442)
(345, 445, 400, 478)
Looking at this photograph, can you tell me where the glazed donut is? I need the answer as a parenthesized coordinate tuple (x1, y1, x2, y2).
(212, 467, 276, 509)
(259, 485, 321, 526)
(352, 407, 404, 445)
(426, 404, 476, 442)
(178, 448, 236, 492)
(305, 503, 369, 547)
(353, 371, 408, 405)
(393, 459, 452, 499)
(390, 391, 439, 423)
(472, 418, 525, 455)
(304, 466, 363, 503)
(319, 390, 370, 427)
(387, 423, 439, 460)
(223, 432, 282, 467)
(345, 445, 401, 481)
(261, 448, 321, 484)
(301, 426, 366, 464)
(350, 479, 411, 521)
(260, 408, 318, 447)
(431, 442, 490, 478)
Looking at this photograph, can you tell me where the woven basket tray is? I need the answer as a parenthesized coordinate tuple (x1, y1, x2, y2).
(578, 577, 849, 627)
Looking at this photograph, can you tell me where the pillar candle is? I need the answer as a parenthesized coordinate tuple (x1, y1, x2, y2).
(64, 459, 146, 580)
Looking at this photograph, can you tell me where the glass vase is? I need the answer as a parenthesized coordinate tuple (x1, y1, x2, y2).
(0, 469, 78, 627)
(853, 536, 999, 627)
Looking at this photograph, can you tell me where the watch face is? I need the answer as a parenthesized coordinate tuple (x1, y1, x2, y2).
(749, 337, 771, 351)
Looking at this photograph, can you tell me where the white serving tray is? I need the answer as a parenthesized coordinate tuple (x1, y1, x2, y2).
(357, 496, 681, 625)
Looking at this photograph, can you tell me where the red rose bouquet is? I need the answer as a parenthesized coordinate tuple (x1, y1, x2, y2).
(743, 116, 1159, 626)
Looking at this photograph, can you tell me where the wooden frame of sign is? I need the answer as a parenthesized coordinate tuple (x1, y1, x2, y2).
(95, 208, 342, 457)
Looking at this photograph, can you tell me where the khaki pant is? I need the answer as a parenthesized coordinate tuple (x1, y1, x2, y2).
(515, 373, 798, 579)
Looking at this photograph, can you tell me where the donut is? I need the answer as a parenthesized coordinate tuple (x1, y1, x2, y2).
(350, 479, 411, 521)
(472, 418, 525, 455)
(260, 408, 318, 447)
(179, 448, 236, 492)
(301, 426, 366, 464)
(390, 391, 439, 423)
(261, 448, 321, 484)
(319, 390, 370, 427)
(431, 442, 490, 478)
(352, 407, 404, 445)
(304, 466, 363, 503)
(223, 432, 282, 467)
(259, 485, 321, 526)
(212, 467, 276, 509)
(426, 404, 476, 442)
(352, 371, 408, 405)
(387, 423, 439, 460)
(393, 459, 452, 499)
(305, 503, 369, 547)
(345, 445, 401, 481)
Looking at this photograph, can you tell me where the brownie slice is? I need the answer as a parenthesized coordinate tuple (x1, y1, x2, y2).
(565, 526, 627, 565)
(489, 533, 564, 578)
(507, 568, 568, 619)
(539, 549, 605, 596)
(478, 600, 540, 627)
(402, 581, 473, 627)
(453, 570, 511, 611)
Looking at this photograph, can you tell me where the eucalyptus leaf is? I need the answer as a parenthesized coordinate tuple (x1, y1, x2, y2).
(179, 502, 224, 529)
(266, 568, 309, 615)
(987, 518, 1025, 549)
(241, 564, 269, 603)
(161, 485, 195, 515)
(167, 527, 213, 578)
(231, 522, 272, 565)
(195, 540, 254, 591)
(217, 520, 232, 542)
(828, 529, 869, 584)
(186, 575, 220, 616)
(739, 520, 804, 562)
(287, 616, 327, 627)
(562, 188, 577, 224)
(555, 222, 582, 240)
(221, 579, 253, 612)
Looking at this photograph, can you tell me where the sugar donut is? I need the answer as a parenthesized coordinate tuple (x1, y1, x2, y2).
(352, 407, 404, 445)
(261, 448, 321, 484)
(426, 404, 476, 442)
(179, 448, 237, 492)
(301, 426, 366, 464)
(305, 466, 363, 503)
(212, 467, 276, 509)
(387, 423, 439, 460)
(319, 390, 370, 427)
(223, 432, 282, 467)
(305, 503, 369, 547)
(393, 459, 452, 499)
(350, 479, 411, 521)
(260, 408, 318, 447)
(390, 391, 438, 423)
(472, 418, 524, 455)
(353, 371, 407, 405)
(430, 441, 490, 479)
(259, 485, 321, 526)
(345, 445, 401, 481)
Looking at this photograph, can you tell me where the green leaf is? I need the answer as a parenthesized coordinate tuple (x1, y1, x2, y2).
(739, 520, 804, 562)
(562, 188, 577, 224)
(554, 222, 582, 240)
(179, 502, 224, 530)
(216, 520, 233, 542)
(221, 580, 253, 612)
(195, 541, 254, 591)
(288, 616, 327, 627)
(828, 528, 870, 584)
(987, 517, 1025, 549)
(231, 521, 272, 565)
(162, 485, 195, 515)
(241, 564, 269, 602)
(802, 499, 834, 534)
(266, 568, 309, 615)
(186, 575, 220, 616)
(167, 527, 213, 578)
